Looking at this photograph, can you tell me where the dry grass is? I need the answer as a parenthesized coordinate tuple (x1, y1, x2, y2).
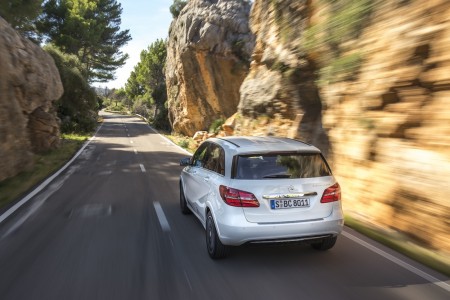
(0, 133, 90, 208)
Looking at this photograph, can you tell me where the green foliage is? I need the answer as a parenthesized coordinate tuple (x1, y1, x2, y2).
(209, 118, 225, 134)
(358, 117, 376, 130)
(132, 98, 150, 119)
(326, 0, 374, 45)
(44, 44, 98, 133)
(170, 0, 188, 18)
(37, 0, 131, 82)
(303, 0, 375, 84)
(179, 138, 189, 149)
(320, 52, 362, 84)
(0, 0, 43, 39)
(152, 105, 171, 131)
(0, 133, 89, 208)
(125, 39, 170, 130)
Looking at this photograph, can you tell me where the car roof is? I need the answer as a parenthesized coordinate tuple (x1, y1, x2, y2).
(209, 136, 321, 154)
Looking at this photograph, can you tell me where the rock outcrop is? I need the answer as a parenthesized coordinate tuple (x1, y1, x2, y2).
(166, 0, 254, 136)
(0, 17, 63, 182)
(235, 0, 330, 156)
(234, 0, 450, 253)
(321, 0, 450, 253)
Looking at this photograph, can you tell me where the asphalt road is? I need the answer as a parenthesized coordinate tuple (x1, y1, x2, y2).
(0, 112, 448, 300)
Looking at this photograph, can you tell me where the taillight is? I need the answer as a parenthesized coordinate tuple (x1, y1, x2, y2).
(320, 183, 341, 203)
(219, 186, 260, 207)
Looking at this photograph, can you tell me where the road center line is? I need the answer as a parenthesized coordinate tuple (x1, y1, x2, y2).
(134, 149, 138, 154)
(130, 140, 134, 144)
(153, 202, 171, 232)
(139, 164, 146, 172)
(342, 231, 450, 292)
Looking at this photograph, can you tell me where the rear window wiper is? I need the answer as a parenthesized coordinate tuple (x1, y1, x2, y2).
(263, 174, 292, 178)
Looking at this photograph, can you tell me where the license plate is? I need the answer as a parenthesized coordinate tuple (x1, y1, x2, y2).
(270, 199, 310, 209)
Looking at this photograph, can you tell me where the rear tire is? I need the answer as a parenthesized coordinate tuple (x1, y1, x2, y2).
(206, 211, 229, 259)
(311, 236, 337, 251)
(180, 182, 191, 215)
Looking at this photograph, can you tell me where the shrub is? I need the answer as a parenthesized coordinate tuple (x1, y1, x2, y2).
(209, 118, 225, 134)
(44, 44, 98, 133)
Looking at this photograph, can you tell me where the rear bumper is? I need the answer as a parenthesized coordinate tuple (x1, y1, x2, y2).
(215, 207, 344, 246)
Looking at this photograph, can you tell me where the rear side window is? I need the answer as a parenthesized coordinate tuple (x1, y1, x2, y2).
(234, 153, 331, 179)
(203, 143, 225, 176)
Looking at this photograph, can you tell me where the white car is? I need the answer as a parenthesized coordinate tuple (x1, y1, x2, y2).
(179, 136, 344, 258)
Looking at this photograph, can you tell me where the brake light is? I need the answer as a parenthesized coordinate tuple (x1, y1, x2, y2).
(321, 183, 341, 203)
(219, 186, 260, 207)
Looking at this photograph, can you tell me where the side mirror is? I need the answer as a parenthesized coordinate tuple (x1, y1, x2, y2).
(180, 157, 191, 166)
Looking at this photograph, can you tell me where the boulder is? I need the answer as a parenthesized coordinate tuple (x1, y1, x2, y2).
(0, 17, 63, 181)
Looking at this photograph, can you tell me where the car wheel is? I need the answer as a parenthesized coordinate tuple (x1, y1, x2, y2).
(311, 236, 337, 251)
(180, 182, 191, 215)
(206, 211, 229, 259)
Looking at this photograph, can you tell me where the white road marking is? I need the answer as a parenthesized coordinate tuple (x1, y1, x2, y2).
(134, 149, 138, 155)
(139, 164, 146, 173)
(146, 125, 192, 155)
(153, 202, 170, 232)
(0, 124, 103, 225)
(342, 231, 450, 292)
(2, 164, 80, 238)
(127, 134, 130, 137)
(130, 140, 134, 144)
(184, 270, 193, 291)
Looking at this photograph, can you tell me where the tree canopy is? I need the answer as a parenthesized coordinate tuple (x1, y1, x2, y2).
(45, 44, 98, 133)
(38, 0, 131, 82)
(124, 39, 170, 130)
(170, 0, 188, 18)
(0, 0, 43, 38)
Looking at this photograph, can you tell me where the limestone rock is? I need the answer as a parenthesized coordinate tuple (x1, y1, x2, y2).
(166, 0, 254, 136)
(235, 0, 331, 157)
(320, 1, 450, 252)
(0, 17, 63, 182)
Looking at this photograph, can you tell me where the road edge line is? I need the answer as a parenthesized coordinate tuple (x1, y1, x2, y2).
(134, 113, 191, 156)
(0, 123, 103, 225)
(342, 230, 450, 292)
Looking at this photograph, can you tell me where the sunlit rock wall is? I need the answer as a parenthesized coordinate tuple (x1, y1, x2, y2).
(234, 0, 331, 156)
(165, 0, 254, 136)
(322, 0, 450, 252)
(236, 0, 450, 252)
(0, 17, 63, 182)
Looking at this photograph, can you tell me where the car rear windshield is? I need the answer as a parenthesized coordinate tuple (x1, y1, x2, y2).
(234, 153, 332, 179)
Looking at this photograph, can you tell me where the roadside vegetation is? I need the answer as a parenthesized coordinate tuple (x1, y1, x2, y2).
(0, 133, 91, 209)
(164, 134, 197, 154)
(100, 39, 171, 132)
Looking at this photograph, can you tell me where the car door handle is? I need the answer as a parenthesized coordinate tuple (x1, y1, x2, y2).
(203, 176, 210, 182)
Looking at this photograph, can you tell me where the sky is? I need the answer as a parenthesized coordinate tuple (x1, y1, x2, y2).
(99, 0, 174, 90)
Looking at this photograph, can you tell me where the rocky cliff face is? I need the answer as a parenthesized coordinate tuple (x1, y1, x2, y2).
(235, 0, 331, 156)
(0, 17, 63, 182)
(165, 0, 254, 136)
(322, 0, 450, 252)
(234, 0, 450, 252)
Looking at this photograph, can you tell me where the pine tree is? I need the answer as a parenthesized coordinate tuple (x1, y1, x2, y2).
(38, 0, 131, 82)
(0, 0, 43, 39)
